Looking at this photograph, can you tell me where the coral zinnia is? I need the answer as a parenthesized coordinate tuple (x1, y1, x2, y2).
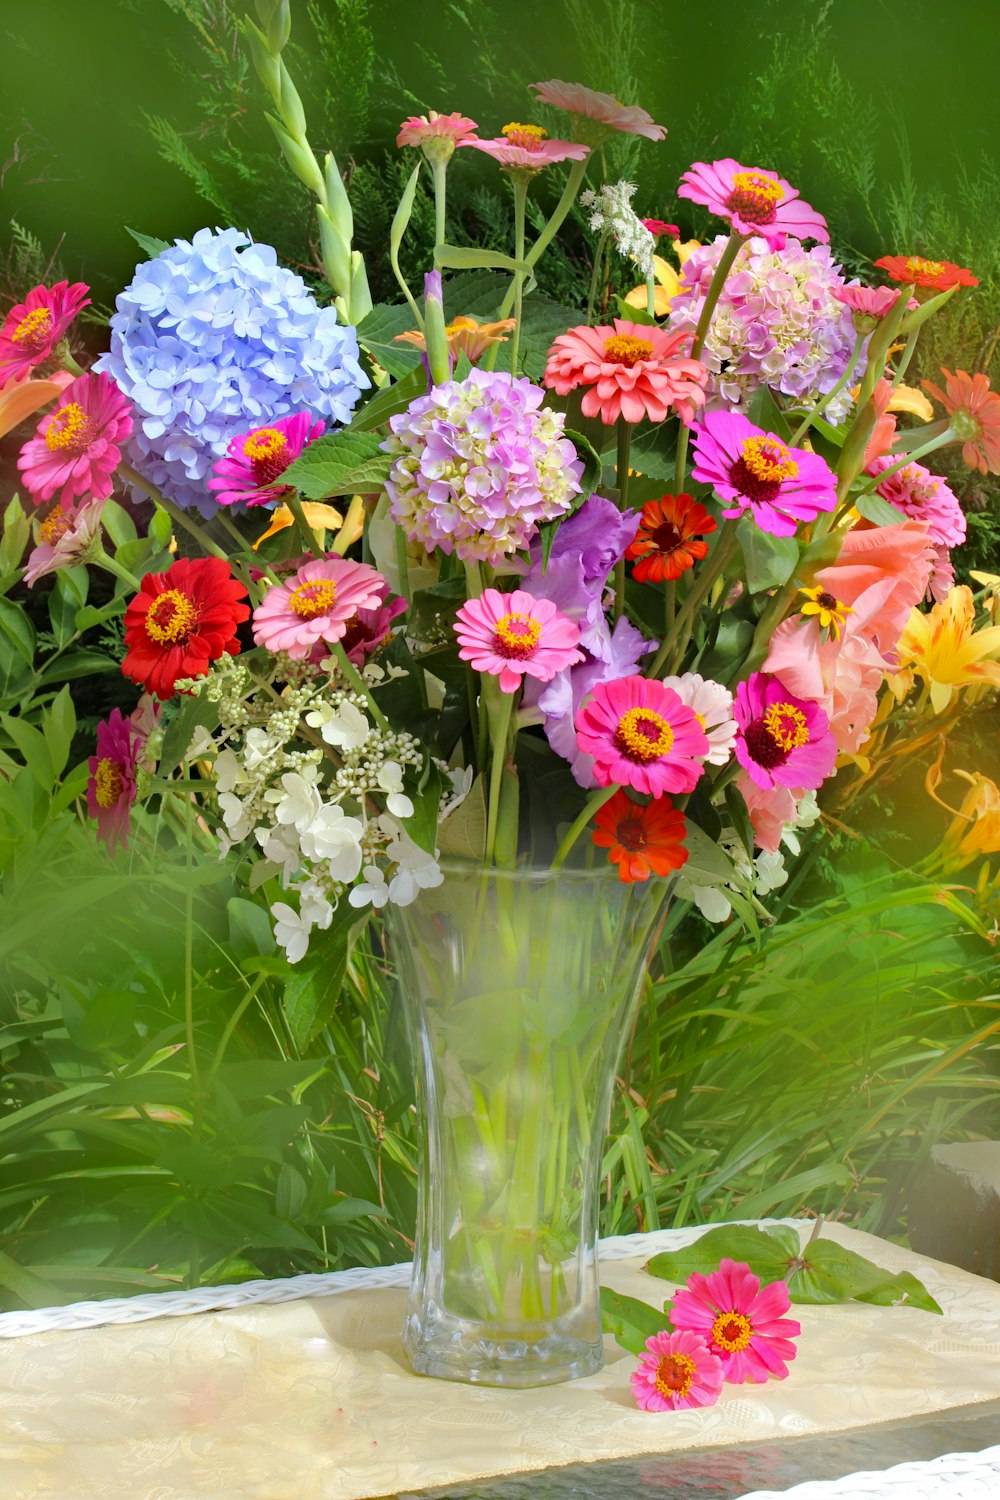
(734, 671, 837, 791)
(630, 1329, 724, 1411)
(123, 557, 250, 700)
(252, 556, 388, 662)
(470, 124, 589, 172)
(207, 412, 325, 508)
(396, 111, 478, 151)
(670, 1257, 801, 1384)
(86, 708, 139, 854)
(544, 321, 707, 425)
(530, 80, 665, 141)
(575, 676, 709, 797)
(874, 255, 978, 292)
(0, 281, 90, 380)
(678, 159, 828, 248)
(690, 410, 837, 537)
(626, 494, 717, 583)
(454, 588, 584, 695)
(592, 789, 689, 882)
(921, 368, 1000, 476)
(17, 372, 133, 509)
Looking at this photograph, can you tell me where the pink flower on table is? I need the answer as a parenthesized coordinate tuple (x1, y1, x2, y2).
(17, 372, 133, 509)
(0, 368, 73, 440)
(734, 671, 837, 791)
(454, 588, 584, 695)
(531, 79, 665, 141)
(86, 708, 139, 855)
(252, 556, 388, 661)
(544, 321, 707, 426)
(469, 124, 589, 172)
(690, 410, 836, 537)
(207, 412, 325, 508)
(0, 281, 90, 379)
(642, 219, 680, 239)
(678, 159, 828, 249)
(865, 455, 966, 549)
(396, 111, 478, 149)
(630, 1329, 725, 1412)
(23, 497, 104, 587)
(670, 1258, 801, 1384)
(575, 676, 709, 796)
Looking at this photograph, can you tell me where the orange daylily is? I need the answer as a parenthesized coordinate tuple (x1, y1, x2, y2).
(0, 369, 73, 440)
(395, 315, 517, 363)
(928, 769, 1000, 872)
(893, 585, 1000, 713)
(252, 496, 365, 554)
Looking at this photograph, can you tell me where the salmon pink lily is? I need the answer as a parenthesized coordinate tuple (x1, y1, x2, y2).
(575, 676, 710, 796)
(454, 589, 584, 695)
(630, 1329, 724, 1411)
(670, 1258, 801, 1384)
(0, 281, 90, 379)
(678, 159, 828, 248)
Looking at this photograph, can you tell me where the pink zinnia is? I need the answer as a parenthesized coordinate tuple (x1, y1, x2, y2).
(865, 455, 966, 549)
(678, 159, 828, 249)
(469, 124, 589, 172)
(630, 1329, 725, 1412)
(207, 413, 325, 508)
(531, 80, 665, 141)
(454, 588, 584, 695)
(396, 111, 478, 149)
(642, 219, 680, 238)
(340, 582, 408, 666)
(831, 283, 904, 325)
(0, 281, 90, 380)
(670, 1258, 801, 1385)
(734, 671, 837, 792)
(86, 708, 139, 855)
(690, 410, 836, 537)
(17, 372, 132, 509)
(544, 321, 707, 426)
(24, 497, 104, 587)
(252, 556, 388, 661)
(575, 676, 709, 797)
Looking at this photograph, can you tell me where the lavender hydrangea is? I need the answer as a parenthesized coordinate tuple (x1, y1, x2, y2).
(383, 369, 583, 564)
(96, 228, 369, 515)
(668, 233, 864, 421)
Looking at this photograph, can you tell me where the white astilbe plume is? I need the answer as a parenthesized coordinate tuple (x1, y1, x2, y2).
(581, 181, 655, 278)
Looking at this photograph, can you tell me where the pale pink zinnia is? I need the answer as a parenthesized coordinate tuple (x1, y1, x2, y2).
(0, 281, 90, 380)
(207, 413, 325, 508)
(670, 1257, 801, 1384)
(396, 111, 478, 149)
(86, 708, 139, 855)
(17, 372, 132, 508)
(531, 80, 665, 141)
(575, 676, 709, 797)
(454, 588, 584, 695)
(690, 410, 836, 537)
(630, 1329, 725, 1412)
(660, 672, 737, 766)
(252, 557, 388, 661)
(865, 455, 966, 549)
(469, 123, 589, 172)
(544, 321, 707, 425)
(678, 159, 828, 249)
(24, 498, 104, 587)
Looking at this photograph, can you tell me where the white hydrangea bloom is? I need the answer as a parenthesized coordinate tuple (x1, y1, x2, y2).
(377, 760, 414, 819)
(349, 864, 391, 909)
(299, 803, 365, 882)
(272, 770, 323, 834)
(306, 699, 370, 752)
(270, 901, 312, 965)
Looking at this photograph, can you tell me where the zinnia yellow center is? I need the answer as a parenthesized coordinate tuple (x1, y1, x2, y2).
(655, 1352, 695, 1397)
(616, 707, 674, 761)
(493, 612, 541, 658)
(243, 428, 287, 461)
(763, 700, 809, 751)
(740, 435, 798, 485)
(94, 757, 123, 809)
(712, 1310, 753, 1352)
(502, 122, 547, 151)
(289, 579, 338, 620)
(603, 334, 654, 366)
(39, 504, 72, 545)
(727, 171, 784, 223)
(146, 588, 198, 644)
(13, 306, 53, 345)
(906, 256, 944, 278)
(44, 401, 95, 454)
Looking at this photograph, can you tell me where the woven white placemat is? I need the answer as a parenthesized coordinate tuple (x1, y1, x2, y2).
(735, 1443, 1000, 1499)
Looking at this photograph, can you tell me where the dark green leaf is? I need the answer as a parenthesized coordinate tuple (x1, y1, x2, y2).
(227, 897, 276, 964)
(282, 428, 388, 499)
(348, 363, 426, 433)
(125, 227, 171, 258)
(158, 695, 220, 778)
(355, 302, 423, 378)
(789, 1238, 942, 1313)
(738, 517, 800, 593)
(647, 1223, 800, 1284)
(856, 493, 904, 527)
(600, 1286, 670, 1354)
(406, 759, 444, 854)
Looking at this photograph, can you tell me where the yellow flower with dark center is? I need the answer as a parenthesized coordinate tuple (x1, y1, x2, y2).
(799, 584, 854, 640)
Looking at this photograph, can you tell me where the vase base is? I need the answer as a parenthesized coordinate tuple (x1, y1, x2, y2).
(403, 1308, 604, 1388)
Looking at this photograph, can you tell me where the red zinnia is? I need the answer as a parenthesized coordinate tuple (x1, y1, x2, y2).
(874, 255, 978, 292)
(626, 493, 717, 583)
(921, 367, 1000, 476)
(123, 556, 250, 700)
(592, 789, 689, 882)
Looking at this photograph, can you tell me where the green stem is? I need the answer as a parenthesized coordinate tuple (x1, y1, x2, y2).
(790, 331, 865, 446)
(328, 641, 389, 730)
(551, 783, 618, 870)
(119, 463, 231, 564)
(181, 765, 201, 1290)
(394, 522, 411, 606)
(674, 231, 745, 493)
(509, 173, 529, 376)
(285, 491, 324, 558)
(665, 577, 676, 633)
(92, 548, 141, 592)
(586, 231, 608, 324)
(646, 271, 656, 320)
(891, 325, 920, 389)
(499, 156, 591, 324)
(614, 420, 633, 621)
(649, 520, 739, 678)
(853, 426, 957, 494)
(484, 687, 515, 866)
(431, 156, 448, 264)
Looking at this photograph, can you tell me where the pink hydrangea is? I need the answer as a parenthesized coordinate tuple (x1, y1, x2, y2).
(866, 455, 967, 548)
(24, 498, 104, 587)
(252, 557, 388, 661)
(670, 1257, 801, 1384)
(396, 111, 478, 149)
(530, 80, 665, 141)
(690, 410, 837, 537)
(630, 1329, 725, 1412)
(734, 671, 837, 792)
(17, 372, 132, 508)
(678, 159, 828, 249)
(207, 412, 325, 508)
(86, 708, 139, 855)
(0, 281, 90, 380)
(575, 676, 709, 797)
(454, 588, 584, 695)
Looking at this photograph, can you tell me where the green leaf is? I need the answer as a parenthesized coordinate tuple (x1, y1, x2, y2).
(281, 428, 388, 499)
(853, 1269, 943, 1316)
(0, 596, 36, 669)
(614, 296, 657, 326)
(43, 687, 76, 779)
(681, 822, 740, 888)
(746, 385, 793, 439)
(437, 772, 487, 863)
(47, 565, 89, 646)
(0, 494, 31, 575)
(227, 896, 277, 964)
(406, 759, 444, 855)
(724, 782, 757, 863)
(600, 1286, 670, 1354)
(125, 226, 171, 259)
(647, 1223, 800, 1285)
(1, 713, 54, 787)
(434, 243, 533, 277)
(390, 161, 421, 271)
(355, 302, 423, 379)
(0, 1250, 61, 1308)
(214, 1060, 325, 1101)
(35, 648, 119, 687)
(101, 499, 138, 548)
(856, 492, 904, 528)
(789, 1238, 942, 1313)
(158, 694, 220, 779)
(738, 517, 800, 594)
(348, 362, 426, 433)
(319, 1196, 386, 1224)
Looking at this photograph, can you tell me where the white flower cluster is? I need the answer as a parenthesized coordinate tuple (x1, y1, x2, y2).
(677, 792, 821, 924)
(581, 181, 656, 279)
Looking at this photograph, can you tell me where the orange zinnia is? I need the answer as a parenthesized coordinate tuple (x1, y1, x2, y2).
(874, 255, 978, 292)
(921, 367, 1000, 475)
(592, 790, 689, 883)
(625, 493, 717, 583)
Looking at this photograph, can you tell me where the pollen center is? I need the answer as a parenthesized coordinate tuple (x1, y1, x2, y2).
(817, 591, 840, 610)
(712, 1310, 753, 1353)
(39, 503, 72, 545)
(94, 757, 124, 809)
(651, 520, 682, 553)
(493, 611, 541, 659)
(243, 427, 291, 486)
(289, 579, 338, 620)
(615, 707, 674, 762)
(905, 256, 944, 278)
(146, 588, 198, 645)
(603, 334, 654, 367)
(764, 700, 809, 752)
(730, 435, 798, 504)
(44, 401, 96, 455)
(12, 305, 54, 350)
(616, 816, 646, 852)
(655, 1352, 695, 1398)
(502, 122, 548, 151)
(726, 170, 784, 225)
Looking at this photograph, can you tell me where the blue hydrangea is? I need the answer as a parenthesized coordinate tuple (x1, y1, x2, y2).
(96, 227, 369, 515)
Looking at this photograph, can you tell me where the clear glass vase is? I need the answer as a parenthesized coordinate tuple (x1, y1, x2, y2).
(384, 863, 668, 1387)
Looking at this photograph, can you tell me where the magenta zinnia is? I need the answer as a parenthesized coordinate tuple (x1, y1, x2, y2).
(252, 556, 388, 661)
(207, 412, 325, 508)
(454, 589, 584, 695)
(690, 410, 837, 537)
(670, 1258, 801, 1385)
(630, 1329, 725, 1412)
(678, 159, 828, 248)
(86, 708, 139, 855)
(17, 372, 133, 509)
(0, 281, 90, 380)
(734, 671, 837, 792)
(575, 676, 710, 797)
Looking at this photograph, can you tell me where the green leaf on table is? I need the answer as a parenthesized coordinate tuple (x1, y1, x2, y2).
(600, 1286, 671, 1354)
(647, 1223, 800, 1285)
(282, 428, 389, 499)
(856, 493, 905, 528)
(788, 1238, 942, 1313)
(738, 517, 799, 594)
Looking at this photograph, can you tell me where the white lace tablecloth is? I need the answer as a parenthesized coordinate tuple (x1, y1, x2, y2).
(1, 1221, 999, 1500)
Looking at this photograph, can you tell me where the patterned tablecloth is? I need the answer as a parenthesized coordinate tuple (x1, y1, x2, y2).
(2, 1221, 999, 1500)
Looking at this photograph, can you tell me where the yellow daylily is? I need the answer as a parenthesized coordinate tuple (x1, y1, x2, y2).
(971, 570, 1000, 624)
(931, 770, 1000, 872)
(895, 585, 1000, 713)
(624, 240, 700, 316)
(253, 497, 365, 554)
